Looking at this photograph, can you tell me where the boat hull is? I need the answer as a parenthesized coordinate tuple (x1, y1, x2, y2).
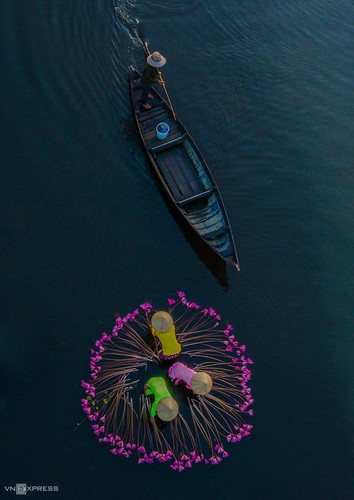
(129, 67, 240, 270)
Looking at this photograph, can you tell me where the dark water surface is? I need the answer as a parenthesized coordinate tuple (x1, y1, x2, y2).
(1, 1, 353, 499)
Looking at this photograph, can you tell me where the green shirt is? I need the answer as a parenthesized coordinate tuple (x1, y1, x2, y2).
(140, 63, 159, 88)
(145, 376, 172, 417)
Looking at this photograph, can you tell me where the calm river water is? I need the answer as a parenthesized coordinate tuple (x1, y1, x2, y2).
(1, 1, 352, 499)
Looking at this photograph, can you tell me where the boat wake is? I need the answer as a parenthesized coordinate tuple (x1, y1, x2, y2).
(114, 0, 144, 51)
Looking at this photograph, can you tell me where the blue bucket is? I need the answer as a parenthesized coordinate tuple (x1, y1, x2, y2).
(156, 122, 169, 140)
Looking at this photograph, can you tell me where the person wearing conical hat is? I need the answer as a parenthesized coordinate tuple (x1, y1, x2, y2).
(144, 376, 179, 422)
(150, 311, 181, 360)
(168, 361, 213, 395)
(140, 51, 166, 111)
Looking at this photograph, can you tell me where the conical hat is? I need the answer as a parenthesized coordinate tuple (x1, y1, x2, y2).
(191, 372, 213, 395)
(156, 397, 179, 421)
(151, 311, 173, 333)
(147, 51, 166, 68)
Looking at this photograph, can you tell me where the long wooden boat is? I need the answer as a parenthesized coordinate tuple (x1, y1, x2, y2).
(129, 66, 240, 270)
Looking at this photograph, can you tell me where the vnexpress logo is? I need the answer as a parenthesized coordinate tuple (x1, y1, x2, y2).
(4, 484, 59, 495)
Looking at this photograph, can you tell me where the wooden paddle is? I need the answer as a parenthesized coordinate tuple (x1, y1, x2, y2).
(144, 42, 177, 120)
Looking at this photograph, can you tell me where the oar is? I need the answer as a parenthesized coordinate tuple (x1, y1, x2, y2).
(144, 42, 177, 121)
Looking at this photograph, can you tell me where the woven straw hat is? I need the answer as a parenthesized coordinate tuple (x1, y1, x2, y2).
(191, 372, 213, 395)
(151, 311, 173, 332)
(147, 51, 166, 68)
(156, 397, 179, 421)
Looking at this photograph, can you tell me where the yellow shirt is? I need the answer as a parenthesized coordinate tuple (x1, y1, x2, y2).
(151, 325, 181, 356)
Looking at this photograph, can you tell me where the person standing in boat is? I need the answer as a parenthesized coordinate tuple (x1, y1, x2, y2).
(140, 51, 166, 110)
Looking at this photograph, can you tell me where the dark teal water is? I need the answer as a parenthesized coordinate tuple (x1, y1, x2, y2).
(1, 1, 353, 498)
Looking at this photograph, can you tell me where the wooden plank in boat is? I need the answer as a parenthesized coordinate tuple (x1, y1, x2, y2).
(151, 136, 185, 153)
(204, 225, 227, 237)
(139, 115, 169, 130)
(138, 106, 166, 122)
(155, 146, 206, 202)
(140, 115, 170, 133)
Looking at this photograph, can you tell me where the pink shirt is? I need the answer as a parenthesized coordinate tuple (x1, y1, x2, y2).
(168, 362, 197, 389)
